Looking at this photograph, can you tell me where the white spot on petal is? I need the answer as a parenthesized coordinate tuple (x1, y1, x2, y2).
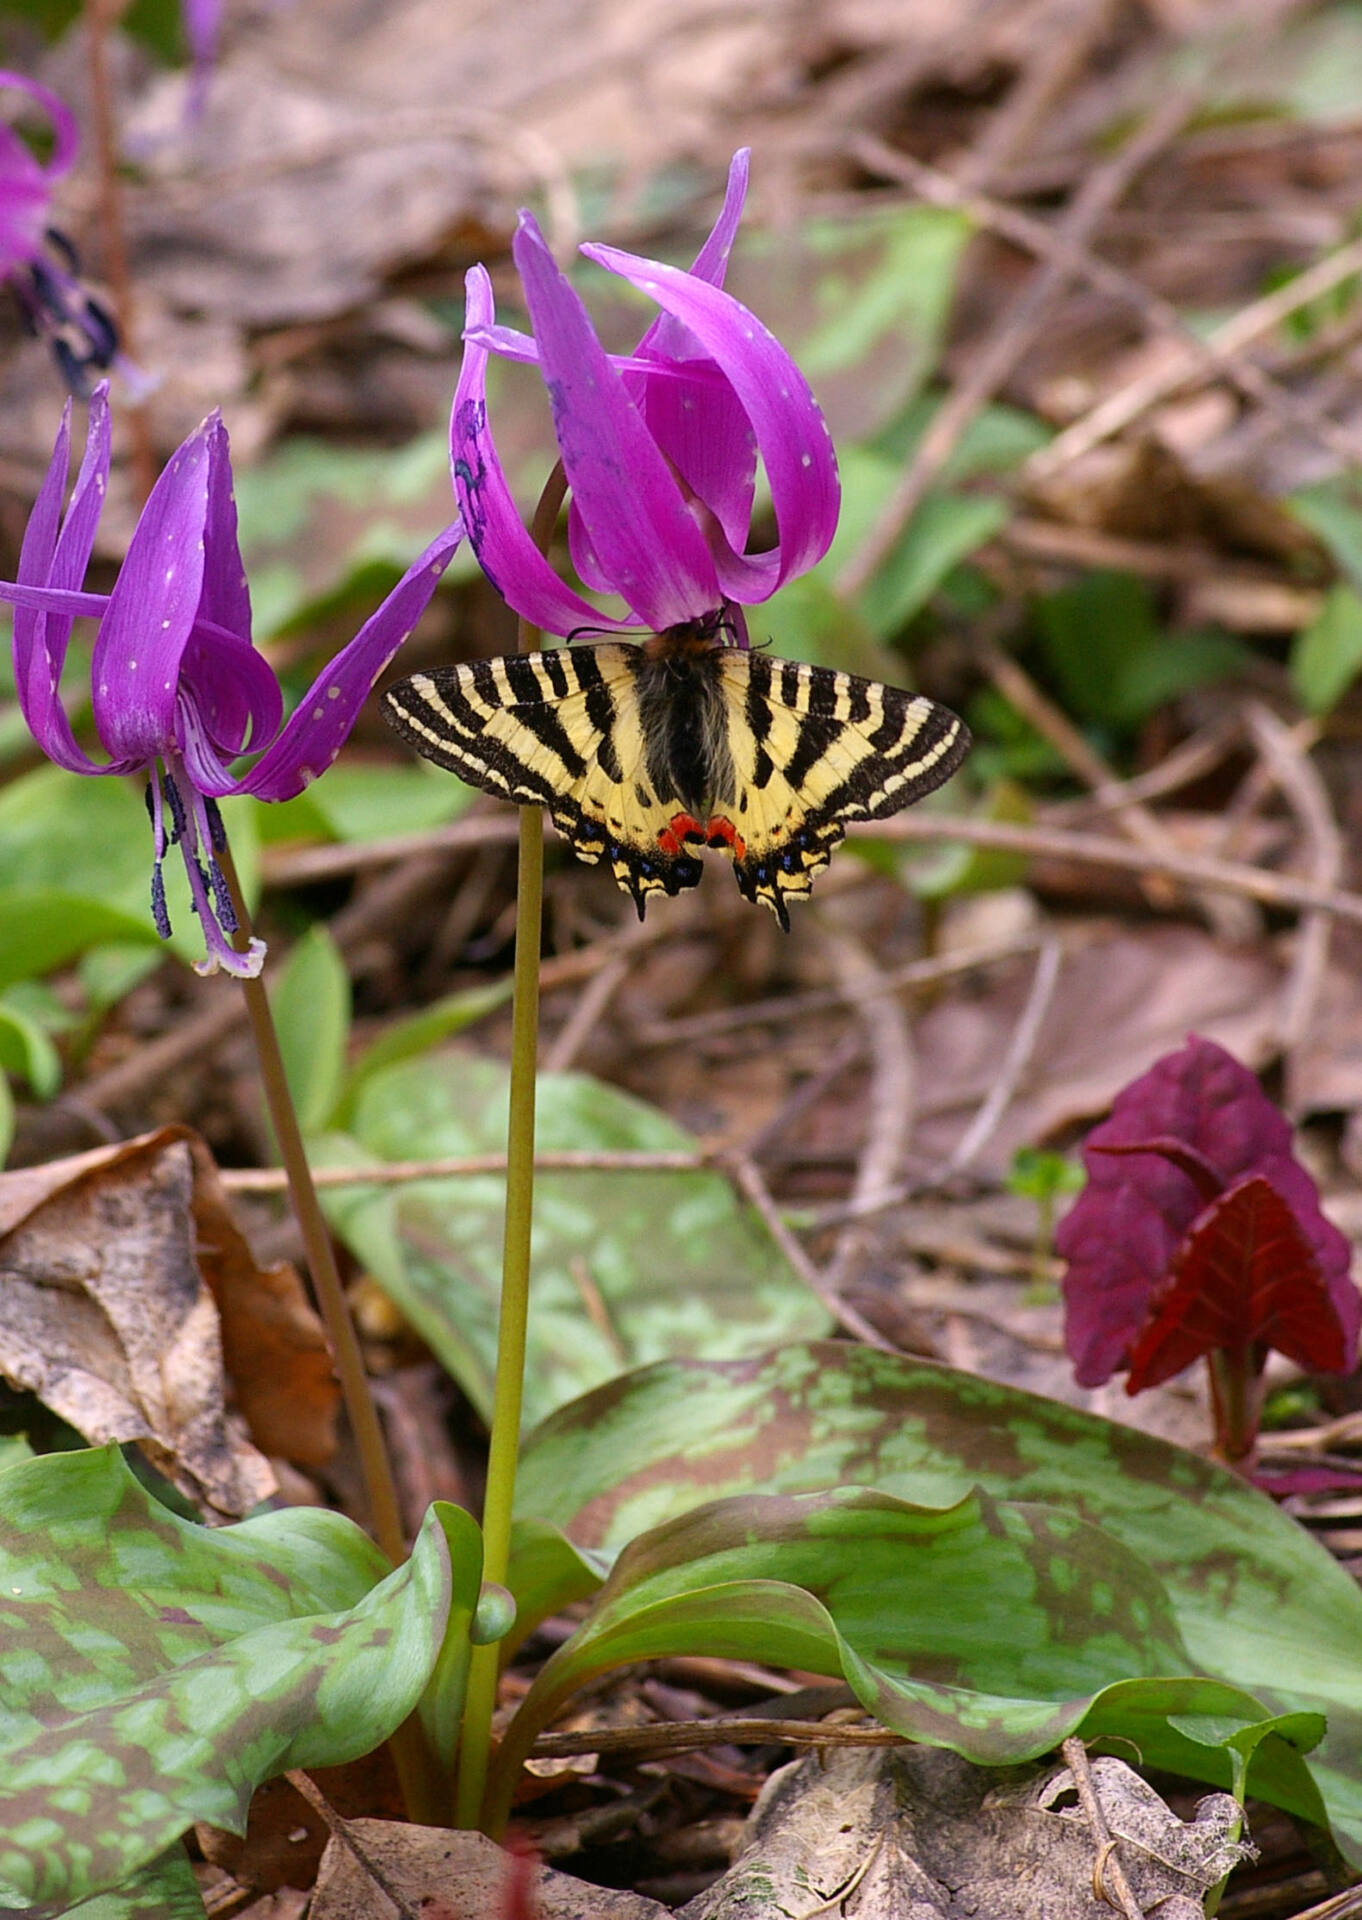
(801, 452, 812, 468)
(327, 684, 341, 700)
(312, 707, 324, 721)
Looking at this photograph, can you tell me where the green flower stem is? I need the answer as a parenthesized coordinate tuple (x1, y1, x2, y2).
(218, 846, 439, 1825)
(456, 464, 567, 1833)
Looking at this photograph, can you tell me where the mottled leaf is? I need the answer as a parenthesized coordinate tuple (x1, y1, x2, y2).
(319, 1053, 828, 1425)
(490, 1484, 1275, 1827)
(55, 1844, 206, 1917)
(513, 1341, 1362, 1860)
(0, 1446, 479, 1911)
(1127, 1175, 1351, 1389)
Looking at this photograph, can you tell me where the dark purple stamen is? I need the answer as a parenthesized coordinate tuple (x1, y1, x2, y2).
(207, 858, 238, 934)
(150, 862, 171, 939)
(161, 771, 187, 844)
(203, 795, 227, 854)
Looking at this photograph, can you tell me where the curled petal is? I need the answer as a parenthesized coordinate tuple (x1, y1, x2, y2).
(240, 521, 463, 801)
(91, 417, 213, 759)
(452, 266, 632, 638)
(584, 242, 839, 603)
(178, 622, 284, 771)
(0, 72, 79, 178)
(10, 389, 117, 773)
(514, 213, 721, 632)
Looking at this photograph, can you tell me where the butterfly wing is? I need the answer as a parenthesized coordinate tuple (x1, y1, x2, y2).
(709, 652, 969, 929)
(381, 646, 707, 916)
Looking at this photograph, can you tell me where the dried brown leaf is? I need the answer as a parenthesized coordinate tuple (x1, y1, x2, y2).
(0, 1128, 336, 1517)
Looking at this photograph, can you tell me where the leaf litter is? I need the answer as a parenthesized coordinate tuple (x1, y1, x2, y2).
(11, 0, 1362, 1913)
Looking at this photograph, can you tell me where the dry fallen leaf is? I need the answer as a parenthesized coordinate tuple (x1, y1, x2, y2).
(0, 1127, 338, 1518)
(311, 1821, 667, 1919)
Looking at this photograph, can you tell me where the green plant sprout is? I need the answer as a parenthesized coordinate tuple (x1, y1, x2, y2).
(1005, 1146, 1084, 1301)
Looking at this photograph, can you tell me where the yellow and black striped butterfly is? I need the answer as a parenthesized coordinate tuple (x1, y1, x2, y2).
(382, 615, 969, 929)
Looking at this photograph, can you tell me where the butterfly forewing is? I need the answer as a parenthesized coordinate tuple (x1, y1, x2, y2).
(382, 633, 969, 928)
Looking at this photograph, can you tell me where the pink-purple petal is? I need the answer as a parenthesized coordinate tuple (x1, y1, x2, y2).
(241, 521, 462, 801)
(91, 418, 212, 758)
(584, 242, 839, 603)
(453, 266, 632, 638)
(10, 392, 118, 773)
(0, 73, 78, 275)
(179, 621, 283, 761)
(514, 213, 720, 632)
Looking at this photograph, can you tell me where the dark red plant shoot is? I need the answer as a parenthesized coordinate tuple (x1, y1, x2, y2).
(1056, 1035, 1360, 1466)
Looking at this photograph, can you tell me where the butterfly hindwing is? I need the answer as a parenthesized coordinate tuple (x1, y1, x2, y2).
(381, 647, 707, 914)
(707, 651, 970, 928)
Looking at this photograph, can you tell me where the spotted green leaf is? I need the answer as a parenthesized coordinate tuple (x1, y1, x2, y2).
(56, 1845, 206, 1918)
(489, 1484, 1286, 1830)
(318, 1053, 829, 1426)
(0, 1447, 481, 1911)
(512, 1342, 1362, 1860)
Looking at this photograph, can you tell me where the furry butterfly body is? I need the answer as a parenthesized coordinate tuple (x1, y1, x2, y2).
(383, 619, 969, 928)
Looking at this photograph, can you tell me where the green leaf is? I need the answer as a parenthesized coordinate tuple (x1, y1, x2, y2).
(320, 1054, 829, 1426)
(857, 492, 1010, 638)
(743, 205, 971, 435)
(0, 772, 259, 977)
(1291, 584, 1362, 714)
(1289, 475, 1362, 590)
(0, 892, 158, 995)
(0, 1071, 14, 1169)
(76, 944, 166, 1014)
(490, 1484, 1280, 1827)
(269, 925, 352, 1133)
(0, 999, 61, 1099)
(1034, 573, 1249, 728)
(334, 980, 514, 1127)
(260, 760, 475, 847)
(0, 1446, 481, 1910)
(514, 1341, 1362, 1861)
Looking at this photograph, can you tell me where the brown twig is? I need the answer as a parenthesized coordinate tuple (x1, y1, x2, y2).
(851, 137, 1362, 472)
(1242, 706, 1339, 1072)
(836, 84, 1202, 600)
(726, 1150, 894, 1352)
(936, 937, 1062, 1181)
(819, 929, 916, 1300)
(1028, 233, 1362, 481)
(219, 1149, 706, 1193)
(284, 1771, 423, 1920)
(528, 1716, 905, 1761)
(859, 813, 1362, 925)
(1058, 1738, 1146, 1920)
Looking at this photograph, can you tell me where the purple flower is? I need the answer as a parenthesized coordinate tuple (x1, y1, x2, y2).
(448, 149, 839, 642)
(0, 70, 130, 393)
(0, 384, 461, 976)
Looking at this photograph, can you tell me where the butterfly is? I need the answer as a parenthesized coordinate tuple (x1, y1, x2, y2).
(382, 614, 969, 929)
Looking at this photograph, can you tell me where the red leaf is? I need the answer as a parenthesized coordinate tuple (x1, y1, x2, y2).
(1127, 1175, 1351, 1392)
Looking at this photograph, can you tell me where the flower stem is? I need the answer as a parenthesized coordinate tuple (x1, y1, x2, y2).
(217, 844, 440, 1824)
(455, 464, 566, 1833)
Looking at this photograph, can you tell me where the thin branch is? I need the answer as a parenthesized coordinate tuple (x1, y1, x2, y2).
(1058, 1738, 1146, 1920)
(1028, 233, 1362, 481)
(852, 137, 1362, 471)
(529, 1716, 906, 1760)
(936, 938, 1062, 1180)
(837, 84, 1201, 599)
(726, 1150, 895, 1352)
(220, 1148, 705, 1193)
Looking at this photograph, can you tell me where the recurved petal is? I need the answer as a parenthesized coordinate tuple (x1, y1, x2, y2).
(91, 416, 213, 760)
(0, 73, 78, 274)
(514, 214, 721, 631)
(452, 268, 632, 638)
(240, 520, 463, 801)
(10, 388, 115, 773)
(583, 242, 839, 603)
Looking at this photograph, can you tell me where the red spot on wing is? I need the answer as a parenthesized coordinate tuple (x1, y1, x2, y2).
(705, 815, 747, 859)
(659, 812, 704, 856)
